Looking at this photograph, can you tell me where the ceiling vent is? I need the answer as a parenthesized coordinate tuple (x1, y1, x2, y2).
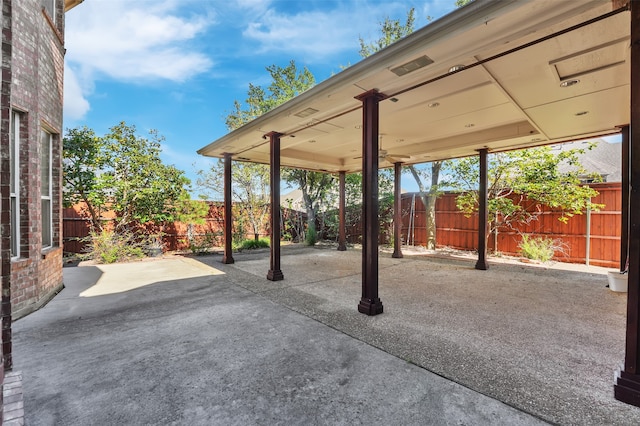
(294, 107, 319, 118)
(390, 55, 434, 77)
(549, 38, 627, 81)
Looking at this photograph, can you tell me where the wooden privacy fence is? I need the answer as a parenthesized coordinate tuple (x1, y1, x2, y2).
(63, 202, 305, 254)
(401, 182, 621, 268)
(63, 203, 228, 253)
(64, 182, 622, 267)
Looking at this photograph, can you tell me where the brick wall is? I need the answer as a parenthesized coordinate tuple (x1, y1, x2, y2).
(0, 0, 11, 419)
(0, 0, 69, 419)
(9, 0, 65, 320)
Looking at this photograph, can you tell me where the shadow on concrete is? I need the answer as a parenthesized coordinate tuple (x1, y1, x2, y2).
(189, 244, 635, 426)
(60, 265, 103, 298)
(12, 256, 544, 426)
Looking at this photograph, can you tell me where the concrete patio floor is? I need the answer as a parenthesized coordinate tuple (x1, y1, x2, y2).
(12, 244, 640, 424)
(194, 244, 638, 425)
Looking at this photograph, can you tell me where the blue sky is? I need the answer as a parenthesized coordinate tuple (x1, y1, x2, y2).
(63, 0, 464, 195)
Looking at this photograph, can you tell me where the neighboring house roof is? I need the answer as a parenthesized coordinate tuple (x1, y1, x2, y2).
(282, 186, 409, 212)
(282, 189, 306, 212)
(199, 1, 628, 174)
(555, 139, 622, 182)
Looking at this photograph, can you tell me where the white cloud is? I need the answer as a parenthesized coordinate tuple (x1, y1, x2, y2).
(242, 8, 363, 60)
(63, 62, 90, 121)
(64, 0, 214, 119)
(235, 0, 272, 13)
(240, 1, 457, 62)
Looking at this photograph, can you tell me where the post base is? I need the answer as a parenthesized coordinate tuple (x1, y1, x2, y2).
(615, 370, 640, 407)
(337, 243, 347, 252)
(221, 256, 234, 264)
(475, 260, 488, 270)
(358, 298, 384, 316)
(267, 269, 284, 281)
(392, 251, 403, 259)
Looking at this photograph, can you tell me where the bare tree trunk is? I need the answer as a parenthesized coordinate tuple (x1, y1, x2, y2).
(424, 161, 442, 249)
(302, 191, 317, 244)
(306, 204, 316, 233)
(407, 165, 426, 248)
(425, 196, 436, 249)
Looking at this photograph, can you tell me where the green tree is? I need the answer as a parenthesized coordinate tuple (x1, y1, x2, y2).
(448, 144, 603, 252)
(283, 169, 335, 245)
(406, 161, 443, 249)
(358, 7, 444, 249)
(225, 60, 315, 129)
(63, 122, 200, 234)
(358, 8, 416, 57)
(197, 160, 270, 241)
(211, 60, 336, 244)
(329, 170, 394, 244)
(63, 126, 106, 230)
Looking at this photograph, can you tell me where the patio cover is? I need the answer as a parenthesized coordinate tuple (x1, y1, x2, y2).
(199, 0, 640, 409)
(198, 0, 628, 172)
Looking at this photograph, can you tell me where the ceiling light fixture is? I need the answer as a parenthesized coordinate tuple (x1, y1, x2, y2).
(390, 97, 399, 103)
(428, 102, 440, 108)
(575, 111, 589, 116)
(464, 123, 475, 128)
(560, 79, 580, 87)
(449, 65, 465, 73)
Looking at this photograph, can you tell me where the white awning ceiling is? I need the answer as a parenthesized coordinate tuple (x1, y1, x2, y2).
(198, 0, 629, 173)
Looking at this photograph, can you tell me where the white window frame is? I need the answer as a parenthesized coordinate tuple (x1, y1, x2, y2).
(42, 0, 56, 24)
(41, 129, 53, 249)
(10, 111, 20, 259)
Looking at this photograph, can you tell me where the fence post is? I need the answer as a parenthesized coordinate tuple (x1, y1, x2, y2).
(585, 204, 591, 266)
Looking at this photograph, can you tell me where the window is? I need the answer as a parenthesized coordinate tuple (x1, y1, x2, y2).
(41, 0, 56, 24)
(10, 112, 20, 258)
(41, 130, 52, 249)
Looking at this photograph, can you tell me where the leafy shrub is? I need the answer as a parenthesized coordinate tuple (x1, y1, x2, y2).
(305, 227, 317, 246)
(187, 232, 220, 255)
(239, 238, 270, 250)
(83, 229, 146, 264)
(519, 235, 555, 262)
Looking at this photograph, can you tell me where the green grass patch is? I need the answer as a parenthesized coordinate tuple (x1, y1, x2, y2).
(238, 237, 270, 250)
